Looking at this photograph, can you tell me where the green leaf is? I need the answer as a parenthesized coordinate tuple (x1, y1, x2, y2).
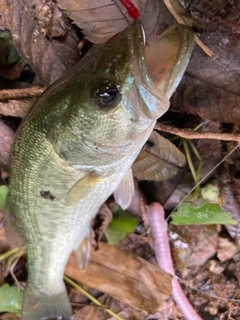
(104, 207, 138, 246)
(0, 185, 8, 209)
(171, 199, 237, 225)
(0, 283, 23, 316)
(132, 131, 186, 181)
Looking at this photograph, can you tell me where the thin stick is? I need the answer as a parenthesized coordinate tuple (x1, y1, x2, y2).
(155, 123, 240, 143)
(0, 87, 45, 100)
(162, 0, 214, 57)
(64, 276, 125, 320)
(177, 277, 240, 303)
(9, 256, 21, 291)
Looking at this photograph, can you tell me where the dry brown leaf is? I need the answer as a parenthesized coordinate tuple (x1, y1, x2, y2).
(172, 75, 240, 123)
(93, 203, 113, 243)
(0, 122, 15, 170)
(65, 241, 172, 313)
(0, 0, 7, 16)
(188, 2, 240, 94)
(0, 62, 25, 81)
(35, 0, 69, 38)
(0, 100, 32, 118)
(3, 0, 80, 85)
(57, 0, 174, 44)
(0, 313, 19, 320)
(74, 295, 135, 320)
(170, 224, 218, 270)
(169, 2, 240, 122)
(132, 130, 186, 181)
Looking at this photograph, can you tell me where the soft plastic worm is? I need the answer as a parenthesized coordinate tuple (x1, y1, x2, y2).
(148, 202, 203, 320)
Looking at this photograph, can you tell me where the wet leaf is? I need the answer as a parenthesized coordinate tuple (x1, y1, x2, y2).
(57, 0, 173, 44)
(171, 199, 237, 225)
(3, 0, 80, 85)
(0, 283, 23, 316)
(132, 130, 186, 181)
(104, 207, 138, 246)
(0, 185, 8, 209)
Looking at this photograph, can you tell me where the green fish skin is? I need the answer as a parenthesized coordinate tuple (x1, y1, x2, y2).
(4, 21, 194, 320)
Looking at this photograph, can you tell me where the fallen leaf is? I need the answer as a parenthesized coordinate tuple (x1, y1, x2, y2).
(170, 224, 218, 269)
(93, 203, 113, 243)
(35, 0, 69, 38)
(222, 185, 240, 241)
(65, 242, 172, 313)
(0, 100, 33, 118)
(132, 130, 186, 181)
(172, 76, 240, 122)
(0, 122, 15, 170)
(188, 7, 240, 94)
(74, 295, 134, 320)
(0, 313, 19, 320)
(57, 0, 174, 44)
(3, 0, 81, 85)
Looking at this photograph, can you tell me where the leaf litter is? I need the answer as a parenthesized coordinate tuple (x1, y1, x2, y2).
(0, 0, 240, 319)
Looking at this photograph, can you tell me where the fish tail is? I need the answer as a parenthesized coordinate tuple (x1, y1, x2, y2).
(21, 285, 73, 320)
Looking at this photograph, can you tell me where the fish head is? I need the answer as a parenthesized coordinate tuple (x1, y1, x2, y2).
(45, 21, 194, 166)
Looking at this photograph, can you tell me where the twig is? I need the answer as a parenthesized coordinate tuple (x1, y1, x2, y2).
(9, 256, 21, 291)
(148, 202, 203, 320)
(162, 0, 214, 57)
(0, 86, 45, 100)
(177, 277, 240, 303)
(155, 123, 240, 143)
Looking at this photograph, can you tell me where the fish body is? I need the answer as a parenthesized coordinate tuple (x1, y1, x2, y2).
(4, 21, 194, 320)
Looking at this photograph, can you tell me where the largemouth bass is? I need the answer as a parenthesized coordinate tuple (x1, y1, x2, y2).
(4, 21, 194, 320)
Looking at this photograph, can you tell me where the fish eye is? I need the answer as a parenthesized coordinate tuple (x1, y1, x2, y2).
(93, 81, 121, 109)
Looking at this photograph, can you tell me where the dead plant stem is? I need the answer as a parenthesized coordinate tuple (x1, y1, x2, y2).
(155, 123, 240, 143)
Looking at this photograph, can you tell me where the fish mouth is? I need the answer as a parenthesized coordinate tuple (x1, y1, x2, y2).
(128, 20, 194, 119)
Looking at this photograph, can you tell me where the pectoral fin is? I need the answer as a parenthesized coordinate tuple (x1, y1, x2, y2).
(66, 174, 103, 206)
(114, 169, 134, 210)
(74, 234, 91, 271)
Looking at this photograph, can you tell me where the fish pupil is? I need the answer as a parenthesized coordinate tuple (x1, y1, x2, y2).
(100, 89, 117, 105)
(93, 81, 120, 109)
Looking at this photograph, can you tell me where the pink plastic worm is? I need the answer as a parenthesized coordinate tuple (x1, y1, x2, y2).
(148, 202, 203, 320)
